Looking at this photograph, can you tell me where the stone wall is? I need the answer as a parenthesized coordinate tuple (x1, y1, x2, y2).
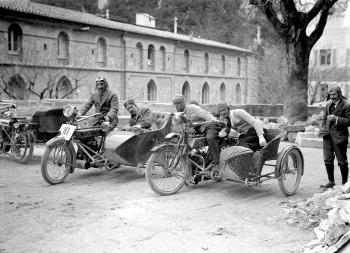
(3, 99, 285, 119)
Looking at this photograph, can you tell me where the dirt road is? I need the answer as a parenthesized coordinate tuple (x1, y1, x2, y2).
(0, 145, 347, 253)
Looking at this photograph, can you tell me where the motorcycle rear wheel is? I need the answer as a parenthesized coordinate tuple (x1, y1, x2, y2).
(41, 140, 73, 185)
(146, 146, 187, 196)
(11, 130, 35, 164)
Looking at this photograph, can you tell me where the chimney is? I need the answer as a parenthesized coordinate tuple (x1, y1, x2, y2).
(106, 8, 110, 19)
(174, 16, 178, 34)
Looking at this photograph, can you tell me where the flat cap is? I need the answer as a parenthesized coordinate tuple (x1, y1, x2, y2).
(328, 85, 342, 93)
(124, 98, 136, 108)
(173, 94, 185, 103)
(217, 103, 229, 112)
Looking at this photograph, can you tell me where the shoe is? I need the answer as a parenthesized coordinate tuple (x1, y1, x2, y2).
(320, 181, 335, 189)
(211, 164, 221, 180)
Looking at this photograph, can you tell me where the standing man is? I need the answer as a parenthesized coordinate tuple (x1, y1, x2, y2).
(320, 86, 350, 188)
(78, 77, 119, 130)
(172, 94, 221, 172)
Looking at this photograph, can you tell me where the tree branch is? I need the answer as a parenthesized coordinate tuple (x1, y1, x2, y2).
(250, 0, 289, 38)
(308, 1, 336, 48)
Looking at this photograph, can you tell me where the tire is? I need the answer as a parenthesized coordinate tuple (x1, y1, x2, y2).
(41, 140, 73, 185)
(146, 146, 188, 196)
(276, 146, 303, 196)
(10, 130, 35, 164)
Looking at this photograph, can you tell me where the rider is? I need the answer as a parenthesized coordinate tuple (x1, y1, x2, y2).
(217, 103, 267, 151)
(123, 99, 157, 131)
(172, 94, 221, 171)
(78, 77, 119, 130)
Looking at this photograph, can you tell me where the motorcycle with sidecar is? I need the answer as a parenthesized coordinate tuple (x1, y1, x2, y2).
(145, 116, 304, 196)
(0, 102, 35, 163)
(40, 105, 173, 184)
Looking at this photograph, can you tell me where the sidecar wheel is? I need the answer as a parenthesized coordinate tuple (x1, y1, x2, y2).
(146, 146, 187, 196)
(41, 140, 72, 185)
(11, 130, 34, 164)
(276, 146, 303, 196)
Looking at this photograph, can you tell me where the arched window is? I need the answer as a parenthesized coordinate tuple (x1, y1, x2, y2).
(236, 83, 242, 104)
(237, 57, 241, 76)
(136, 42, 143, 70)
(57, 32, 69, 65)
(147, 44, 155, 70)
(147, 80, 157, 101)
(221, 55, 226, 75)
(219, 83, 226, 102)
(56, 76, 73, 99)
(97, 37, 107, 67)
(160, 46, 166, 71)
(182, 82, 191, 103)
(184, 50, 190, 73)
(8, 74, 28, 100)
(204, 53, 209, 74)
(8, 24, 22, 55)
(202, 82, 209, 104)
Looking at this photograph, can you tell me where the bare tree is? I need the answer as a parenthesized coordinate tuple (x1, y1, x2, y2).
(0, 47, 88, 100)
(250, 0, 347, 123)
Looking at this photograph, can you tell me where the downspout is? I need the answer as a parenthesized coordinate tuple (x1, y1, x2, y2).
(121, 31, 127, 100)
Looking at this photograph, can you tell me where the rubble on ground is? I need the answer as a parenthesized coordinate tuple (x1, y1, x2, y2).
(280, 183, 350, 253)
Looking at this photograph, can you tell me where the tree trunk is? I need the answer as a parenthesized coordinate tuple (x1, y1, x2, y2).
(284, 41, 310, 123)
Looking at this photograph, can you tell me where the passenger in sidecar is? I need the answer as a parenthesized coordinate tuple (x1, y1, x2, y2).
(103, 111, 173, 170)
(123, 99, 158, 132)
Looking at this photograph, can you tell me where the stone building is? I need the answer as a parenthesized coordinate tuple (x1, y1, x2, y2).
(0, 0, 258, 104)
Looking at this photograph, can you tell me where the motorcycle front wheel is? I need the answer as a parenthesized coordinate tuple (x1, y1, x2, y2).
(10, 130, 35, 164)
(146, 146, 188, 196)
(41, 140, 73, 185)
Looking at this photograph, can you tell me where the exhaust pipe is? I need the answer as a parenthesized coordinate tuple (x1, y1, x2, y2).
(75, 159, 90, 169)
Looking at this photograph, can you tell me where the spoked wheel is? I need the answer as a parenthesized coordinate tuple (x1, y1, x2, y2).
(146, 146, 188, 196)
(276, 146, 303, 196)
(10, 130, 34, 164)
(41, 140, 73, 185)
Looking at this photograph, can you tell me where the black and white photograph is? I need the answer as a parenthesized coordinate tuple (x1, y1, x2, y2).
(0, 0, 350, 252)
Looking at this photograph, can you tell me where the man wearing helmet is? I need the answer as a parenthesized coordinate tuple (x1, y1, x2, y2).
(78, 77, 119, 130)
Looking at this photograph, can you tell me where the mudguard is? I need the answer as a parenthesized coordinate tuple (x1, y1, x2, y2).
(45, 136, 76, 173)
(275, 144, 304, 177)
(150, 143, 178, 152)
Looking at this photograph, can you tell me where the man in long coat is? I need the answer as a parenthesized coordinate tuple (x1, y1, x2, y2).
(320, 86, 350, 188)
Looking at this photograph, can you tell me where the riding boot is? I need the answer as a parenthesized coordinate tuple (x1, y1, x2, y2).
(340, 165, 349, 185)
(325, 163, 335, 183)
(320, 163, 336, 188)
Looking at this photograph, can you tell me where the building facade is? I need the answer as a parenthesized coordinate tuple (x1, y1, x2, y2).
(308, 6, 350, 103)
(0, 0, 258, 105)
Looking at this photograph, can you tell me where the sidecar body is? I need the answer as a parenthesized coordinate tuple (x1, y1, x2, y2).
(103, 112, 172, 166)
(30, 108, 68, 143)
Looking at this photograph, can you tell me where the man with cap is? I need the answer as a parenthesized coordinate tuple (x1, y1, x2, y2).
(217, 102, 267, 151)
(172, 94, 221, 172)
(78, 77, 119, 130)
(123, 99, 157, 131)
(320, 85, 350, 188)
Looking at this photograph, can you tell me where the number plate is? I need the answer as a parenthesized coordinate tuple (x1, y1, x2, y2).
(59, 124, 76, 140)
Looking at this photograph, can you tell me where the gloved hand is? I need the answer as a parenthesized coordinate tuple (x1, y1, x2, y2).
(188, 127, 196, 135)
(129, 118, 137, 126)
(327, 115, 337, 122)
(218, 129, 228, 138)
(259, 135, 267, 146)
